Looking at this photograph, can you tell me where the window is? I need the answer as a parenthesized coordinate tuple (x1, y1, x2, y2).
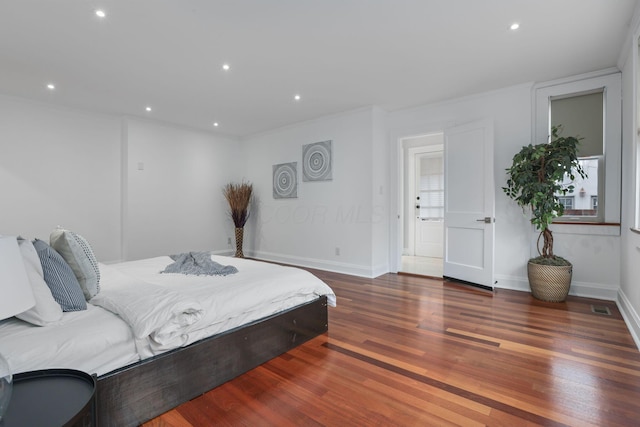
(558, 196, 574, 211)
(418, 153, 444, 219)
(550, 91, 603, 220)
(534, 71, 621, 225)
(556, 157, 599, 217)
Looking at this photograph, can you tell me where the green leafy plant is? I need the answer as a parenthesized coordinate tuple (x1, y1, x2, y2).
(503, 126, 586, 265)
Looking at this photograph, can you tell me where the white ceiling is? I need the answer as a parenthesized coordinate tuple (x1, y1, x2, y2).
(0, 0, 637, 137)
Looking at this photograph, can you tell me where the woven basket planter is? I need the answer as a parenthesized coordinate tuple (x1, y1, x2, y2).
(527, 262, 572, 302)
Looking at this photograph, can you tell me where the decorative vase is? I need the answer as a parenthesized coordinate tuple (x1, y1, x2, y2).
(0, 352, 12, 421)
(527, 262, 572, 302)
(234, 227, 245, 258)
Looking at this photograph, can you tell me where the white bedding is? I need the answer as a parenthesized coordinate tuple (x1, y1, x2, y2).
(99, 255, 337, 357)
(0, 254, 336, 375)
(0, 304, 139, 376)
(90, 265, 205, 353)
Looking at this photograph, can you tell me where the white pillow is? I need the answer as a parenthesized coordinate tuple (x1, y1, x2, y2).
(15, 237, 63, 326)
(50, 228, 100, 300)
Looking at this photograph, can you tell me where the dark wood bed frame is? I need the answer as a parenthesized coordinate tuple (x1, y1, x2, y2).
(95, 296, 329, 426)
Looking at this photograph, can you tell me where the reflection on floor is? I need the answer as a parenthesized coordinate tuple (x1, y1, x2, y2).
(401, 255, 443, 278)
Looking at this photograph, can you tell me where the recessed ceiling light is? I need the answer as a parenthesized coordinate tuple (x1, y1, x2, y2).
(213, 122, 219, 127)
(145, 106, 152, 112)
(46, 83, 55, 90)
(222, 64, 230, 71)
(95, 9, 106, 18)
(294, 94, 301, 101)
(510, 23, 520, 30)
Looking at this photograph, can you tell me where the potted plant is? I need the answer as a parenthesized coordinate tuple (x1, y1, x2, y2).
(503, 126, 586, 302)
(223, 182, 253, 258)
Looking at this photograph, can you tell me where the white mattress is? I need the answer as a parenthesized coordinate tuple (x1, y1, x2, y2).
(0, 304, 139, 376)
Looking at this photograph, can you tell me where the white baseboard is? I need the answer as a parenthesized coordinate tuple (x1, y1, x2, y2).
(246, 250, 379, 278)
(101, 259, 125, 265)
(569, 280, 619, 301)
(617, 290, 640, 350)
(371, 263, 390, 278)
(493, 274, 530, 293)
(211, 249, 234, 256)
(493, 274, 618, 301)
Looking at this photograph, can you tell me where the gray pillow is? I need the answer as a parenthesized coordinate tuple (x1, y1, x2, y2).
(32, 239, 86, 312)
(50, 228, 100, 300)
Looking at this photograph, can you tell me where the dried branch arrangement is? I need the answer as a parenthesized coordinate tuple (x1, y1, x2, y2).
(223, 182, 253, 228)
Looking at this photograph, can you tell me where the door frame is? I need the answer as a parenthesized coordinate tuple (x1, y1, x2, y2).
(390, 123, 453, 273)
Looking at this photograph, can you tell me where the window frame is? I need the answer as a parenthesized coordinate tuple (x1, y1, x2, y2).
(635, 38, 640, 231)
(533, 70, 621, 226)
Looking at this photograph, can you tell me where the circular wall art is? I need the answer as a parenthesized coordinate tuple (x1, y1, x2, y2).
(272, 162, 298, 199)
(302, 140, 332, 181)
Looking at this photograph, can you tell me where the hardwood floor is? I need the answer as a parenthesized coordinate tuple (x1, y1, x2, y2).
(144, 269, 640, 426)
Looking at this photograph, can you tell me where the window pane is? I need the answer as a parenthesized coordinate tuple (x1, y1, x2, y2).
(418, 152, 444, 220)
(557, 158, 599, 217)
(559, 196, 574, 210)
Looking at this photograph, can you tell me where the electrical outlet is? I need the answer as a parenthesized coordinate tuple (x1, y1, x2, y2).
(335, 247, 340, 256)
(227, 237, 232, 245)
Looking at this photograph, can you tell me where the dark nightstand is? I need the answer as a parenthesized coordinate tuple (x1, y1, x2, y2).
(2, 369, 96, 427)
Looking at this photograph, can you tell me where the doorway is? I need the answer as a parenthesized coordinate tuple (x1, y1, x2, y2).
(400, 133, 444, 277)
(392, 120, 495, 288)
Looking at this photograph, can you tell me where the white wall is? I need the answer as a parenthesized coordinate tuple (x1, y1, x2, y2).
(618, 12, 640, 346)
(388, 83, 621, 299)
(240, 107, 384, 276)
(0, 95, 122, 262)
(124, 118, 241, 260)
(0, 95, 242, 264)
(545, 226, 620, 299)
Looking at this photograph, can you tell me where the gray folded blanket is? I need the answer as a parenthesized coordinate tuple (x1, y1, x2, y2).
(161, 252, 238, 276)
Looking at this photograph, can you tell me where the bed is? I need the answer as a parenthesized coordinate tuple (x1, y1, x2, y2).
(0, 234, 336, 426)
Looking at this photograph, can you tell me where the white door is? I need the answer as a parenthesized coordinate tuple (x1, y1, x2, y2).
(443, 120, 495, 289)
(415, 151, 444, 257)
